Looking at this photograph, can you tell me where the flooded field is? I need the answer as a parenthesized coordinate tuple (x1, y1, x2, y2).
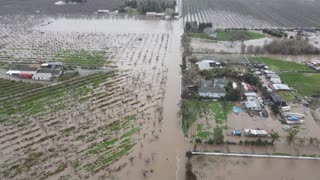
(190, 155, 320, 180)
(0, 15, 189, 179)
(1, 3, 320, 179)
(190, 37, 272, 54)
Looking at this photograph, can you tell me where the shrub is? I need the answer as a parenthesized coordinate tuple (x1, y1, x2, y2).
(195, 138, 202, 144)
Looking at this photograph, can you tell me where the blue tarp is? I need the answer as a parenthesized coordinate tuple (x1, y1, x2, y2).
(234, 130, 241, 135)
(233, 107, 244, 113)
(288, 116, 299, 121)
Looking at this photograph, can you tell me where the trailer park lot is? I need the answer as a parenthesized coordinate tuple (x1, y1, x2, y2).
(235, 58, 320, 142)
(187, 54, 320, 145)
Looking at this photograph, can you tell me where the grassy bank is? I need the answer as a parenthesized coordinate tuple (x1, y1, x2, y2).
(186, 31, 265, 41)
(216, 31, 265, 41)
(186, 32, 214, 40)
(280, 73, 320, 96)
(249, 57, 310, 72)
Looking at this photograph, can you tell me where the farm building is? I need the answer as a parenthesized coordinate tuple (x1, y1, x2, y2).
(198, 80, 226, 98)
(146, 12, 157, 16)
(245, 96, 262, 111)
(244, 129, 268, 137)
(269, 83, 290, 91)
(196, 60, 219, 70)
(41, 62, 63, 68)
(267, 73, 280, 79)
(97, 10, 110, 13)
(263, 70, 275, 74)
(33, 69, 62, 80)
(270, 78, 282, 84)
(6, 66, 38, 79)
(270, 93, 287, 106)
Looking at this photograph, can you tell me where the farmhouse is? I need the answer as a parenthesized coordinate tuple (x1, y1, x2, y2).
(245, 96, 262, 111)
(213, 78, 226, 88)
(198, 80, 226, 98)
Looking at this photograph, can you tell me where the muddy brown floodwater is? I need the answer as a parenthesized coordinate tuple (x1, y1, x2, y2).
(1, 14, 320, 180)
(107, 19, 191, 180)
(0, 15, 189, 180)
(191, 155, 320, 180)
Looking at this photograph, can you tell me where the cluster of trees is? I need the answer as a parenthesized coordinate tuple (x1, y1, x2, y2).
(181, 35, 192, 73)
(245, 45, 264, 55)
(199, 67, 242, 79)
(139, 0, 175, 14)
(185, 21, 213, 33)
(262, 29, 288, 38)
(124, 0, 138, 8)
(118, 0, 176, 14)
(225, 82, 240, 101)
(245, 39, 320, 55)
(242, 72, 262, 88)
(263, 39, 320, 55)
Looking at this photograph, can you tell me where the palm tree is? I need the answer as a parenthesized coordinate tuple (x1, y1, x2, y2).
(287, 130, 298, 145)
(270, 131, 280, 145)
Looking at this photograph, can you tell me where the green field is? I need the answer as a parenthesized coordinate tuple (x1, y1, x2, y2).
(186, 31, 265, 41)
(216, 31, 265, 41)
(250, 57, 310, 72)
(280, 73, 320, 96)
(55, 50, 109, 67)
(186, 32, 214, 40)
(0, 79, 42, 98)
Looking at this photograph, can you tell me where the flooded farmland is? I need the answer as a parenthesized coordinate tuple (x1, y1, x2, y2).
(0, 15, 189, 180)
(190, 155, 320, 180)
(1, 1, 320, 180)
